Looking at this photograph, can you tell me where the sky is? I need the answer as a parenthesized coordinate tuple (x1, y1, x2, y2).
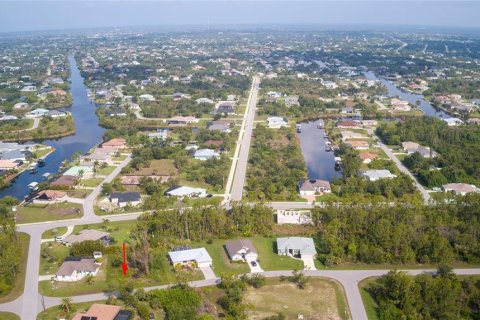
(1, 1, 480, 33)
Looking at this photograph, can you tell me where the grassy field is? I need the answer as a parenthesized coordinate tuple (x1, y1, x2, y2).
(250, 237, 304, 270)
(79, 178, 104, 187)
(133, 159, 178, 176)
(36, 300, 105, 320)
(243, 278, 350, 319)
(0, 233, 30, 304)
(72, 220, 133, 244)
(0, 312, 20, 320)
(41, 227, 68, 239)
(15, 203, 83, 224)
(39, 242, 70, 275)
(65, 189, 90, 198)
(96, 166, 116, 176)
(359, 277, 379, 320)
(196, 239, 250, 276)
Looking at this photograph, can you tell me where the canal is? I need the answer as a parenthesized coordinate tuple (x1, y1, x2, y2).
(0, 54, 105, 200)
(297, 119, 342, 181)
(363, 71, 450, 119)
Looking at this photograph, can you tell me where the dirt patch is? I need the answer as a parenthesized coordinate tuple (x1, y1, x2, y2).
(50, 206, 81, 216)
(244, 280, 342, 320)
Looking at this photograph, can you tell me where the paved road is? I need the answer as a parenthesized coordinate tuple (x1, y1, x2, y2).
(229, 76, 260, 202)
(36, 268, 480, 320)
(369, 129, 431, 204)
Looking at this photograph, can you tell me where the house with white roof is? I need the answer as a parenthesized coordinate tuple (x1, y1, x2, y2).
(363, 169, 397, 181)
(148, 129, 169, 140)
(443, 117, 464, 126)
(55, 257, 101, 282)
(267, 117, 288, 129)
(139, 94, 155, 101)
(25, 108, 49, 118)
(165, 186, 207, 198)
(276, 210, 313, 225)
(194, 149, 220, 161)
(168, 248, 212, 268)
(196, 97, 214, 104)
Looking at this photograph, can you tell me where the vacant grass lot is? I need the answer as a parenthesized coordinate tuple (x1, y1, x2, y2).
(96, 166, 116, 176)
(15, 203, 82, 224)
(39, 242, 70, 275)
(41, 227, 68, 239)
(0, 233, 30, 304)
(72, 220, 133, 244)
(79, 178, 104, 187)
(133, 159, 178, 176)
(244, 278, 350, 319)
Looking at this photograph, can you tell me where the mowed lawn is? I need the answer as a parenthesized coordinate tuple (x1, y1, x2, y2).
(41, 227, 68, 239)
(15, 203, 83, 224)
(197, 239, 250, 276)
(244, 278, 350, 320)
(250, 237, 304, 270)
(0, 312, 20, 320)
(359, 277, 380, 320)
(0, 233, 29, 304)
(71, 220, 134, 244)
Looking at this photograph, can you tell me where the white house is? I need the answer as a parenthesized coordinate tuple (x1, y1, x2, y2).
(363, 169, 396, 181)
(165, 186, 207, 198)
(298, 179, 331, 195)
(148, 129, 169, 140)
(194, 149, 220, 161)
(25, 108, 49, 118)
(277, 237, 317, 258)
(224, 239, 258, 261)
(443, 117, 464, 126)
(267, 116, 288, 129)
(276, 210, 313, 225)
(442, 183, 477, 195)
(196, 97, 214, 104)
(55, 258, 101, 282)
(168, 248, 212, 268)
(139, 94, 155, 101)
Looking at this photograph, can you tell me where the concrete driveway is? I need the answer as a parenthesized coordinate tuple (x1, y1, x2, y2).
(301, 255, 317, 270)
(199, 266, 216, 279)
(246, 257, 263, 273)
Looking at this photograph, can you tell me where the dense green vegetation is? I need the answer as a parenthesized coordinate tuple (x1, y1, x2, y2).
(0, 116, 75, 141)
(246, 125, 306, 201)
(366, 266, 480, 320)
(425, 79, 480, 99)
(0, 197, 22, 298)
(312, 195, 480, 265)
(376, 117, 480, 186)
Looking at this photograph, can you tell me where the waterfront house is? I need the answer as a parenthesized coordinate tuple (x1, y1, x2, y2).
(225, 239, 258, 262)
(46, 110, 68, 118)
(0, 159, 20, 170)
(50, 175, 79, 187)
(359, 152, 378, 164)
(102, 138, 127, 149)
(25, 108, 49, 118)
(267, 116, 288, 129)
(168, 248, 212, 268)
(363, 169, 396, 181)
(33, 190, 67, 203)
(298, 179, 331, 195)
(1, 150, 27, 162)
(443, 117, 464, 126)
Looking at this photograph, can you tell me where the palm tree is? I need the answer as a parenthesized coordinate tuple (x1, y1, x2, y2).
(101, 218, 110, 230)
(60, 297, 73, 314)
(78, 169, 85, 178)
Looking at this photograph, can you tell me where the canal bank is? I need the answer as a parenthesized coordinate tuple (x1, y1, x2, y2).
(363, 71, 450, 119)
(297, 119, 342, 182)
(0, 54, 105, 200)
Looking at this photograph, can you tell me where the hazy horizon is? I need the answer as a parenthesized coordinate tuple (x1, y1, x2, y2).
(1, 1, 480, 34)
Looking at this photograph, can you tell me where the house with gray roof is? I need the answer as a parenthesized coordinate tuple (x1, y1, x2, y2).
(225, 239, 258, 261)
(55, 257, 101, 282)
(62, 229, 110, 246)
(277, 237, 317, 258)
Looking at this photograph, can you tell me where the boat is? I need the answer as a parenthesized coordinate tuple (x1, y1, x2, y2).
(28, 181, 39, 191)
(325, 141, 332, 152)
(28, 164, 37, 174)
(317, 120, 324, 129)
(42, 172, 51, 180)
(37, 158, 46, 167)
(324, 132, 329, 139)
(296, 124, 302, 133)
(334, 157, 342, 171)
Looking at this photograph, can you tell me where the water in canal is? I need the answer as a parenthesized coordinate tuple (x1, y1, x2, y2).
(363, 71, 450, 119)
(0, 54, 105, 200)
(297, 120, 342, 181)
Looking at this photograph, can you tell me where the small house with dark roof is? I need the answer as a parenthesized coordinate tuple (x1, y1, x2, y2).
(110, 192, 141, 207)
